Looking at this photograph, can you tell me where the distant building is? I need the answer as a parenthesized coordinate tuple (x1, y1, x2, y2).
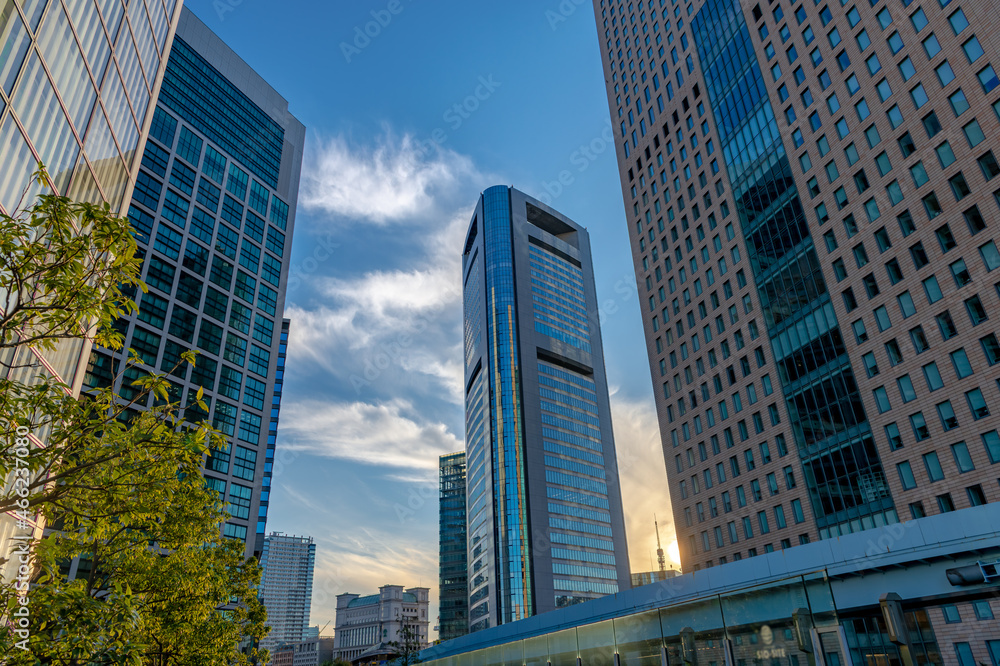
(462, 186, 632, 631)
(270, 646, 294, 666)
(334, 585, 430, 662)
(438, 452, 468, 642)
(316, 636, 337, 664)
(267, 628, 333, 666)
(260, 533, 317, 654)
(291, 636, 320, 666)
(630, 569, 681, 587)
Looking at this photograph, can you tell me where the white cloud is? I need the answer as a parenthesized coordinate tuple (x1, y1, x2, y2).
(278, 399, 461, 472)
(309, 534, 439, 636)
(301, 129, 479, 224)
(609, 391, 682, 571)
(284, 210, 470, 400)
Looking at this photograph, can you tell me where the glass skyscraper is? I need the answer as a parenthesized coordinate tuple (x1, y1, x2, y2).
(462, 186, 631, 633)
(82, 6, 305, 558)
(439, 451, 469, 642)
(0, 0, 182, 582)
(592, 0, 1000, 572)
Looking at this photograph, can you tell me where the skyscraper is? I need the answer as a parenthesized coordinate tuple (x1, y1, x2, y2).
(0, 0, 183, 582)
(462, 186, 631, 633)
(591, 0, 1000, 570)
(260, 533, 317, 654)
(438, 451, 468, 642)
(81, 7, 305, 558)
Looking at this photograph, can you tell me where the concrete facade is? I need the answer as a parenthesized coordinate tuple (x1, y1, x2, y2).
(334, 585, 431, 662)
(260, 533, 317, 654)
(591, 0, 1000, 571)
(462, 186, 632, 633)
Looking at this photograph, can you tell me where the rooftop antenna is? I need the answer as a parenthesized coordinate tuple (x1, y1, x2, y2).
(655, 514, 666, 573)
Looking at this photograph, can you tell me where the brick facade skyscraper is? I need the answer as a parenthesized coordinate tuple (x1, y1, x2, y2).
(592, 0, 1000, 571)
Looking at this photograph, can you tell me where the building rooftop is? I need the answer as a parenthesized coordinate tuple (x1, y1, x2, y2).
(347, 592, 418, 608)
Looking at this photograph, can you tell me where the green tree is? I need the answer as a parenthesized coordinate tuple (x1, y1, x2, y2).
(0, 171, 269, 664)
(386, 626, 424, 666)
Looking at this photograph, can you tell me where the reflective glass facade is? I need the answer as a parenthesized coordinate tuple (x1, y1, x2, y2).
(422, 506, 1000, 666)
(440, 452, 469, 642)
(0, 0, 178, 219)
(82, 7, 305, 559)
(0, 0, 181, 583)
(463, 186, 630, 634)
(692, 0, 892, 539)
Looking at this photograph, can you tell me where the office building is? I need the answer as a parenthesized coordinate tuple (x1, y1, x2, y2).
(462, 186, 631, 632)
(258, 318, 290, 556)
(0, 0, 183, 582)
(81, 7, 305, 558)
(630, 569, 680, 587)
(420, 504, 1000, 666)
(260, 533, 317, 654)
(334, 585, 430, 662)
(591, 0, 1000, 570)
(439, 452, 469, 642)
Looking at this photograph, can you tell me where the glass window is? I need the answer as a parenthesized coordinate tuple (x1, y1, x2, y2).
(951, 441, 975, 473)
(951, 348, 973, 378)
(923, 451, 944, 481)
(949, 89, 970, 116)
(963, 119, 985, 147)
(897, 461, 916, 489)
(936, 61, 956, 87)
(911, 411, 930, 440)
(962, 36, 985, 63)
(948, 8, 969, 33)
(978, 65, 999, 93)
(874, 386, 892, 413)
(982, 430, 1000, 464)
(966, 388, 989, 419)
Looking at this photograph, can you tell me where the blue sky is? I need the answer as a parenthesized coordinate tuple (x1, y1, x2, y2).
(182, 0, 679, 635)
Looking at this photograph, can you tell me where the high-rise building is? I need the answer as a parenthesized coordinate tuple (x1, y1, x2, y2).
(591, 0, 1000, 570)
(0, 0, 183, 583)
(462, 186, 631, 633)
(438, 451, 469, 642)
(260, 533, 317, 654)
(81, 7, 305, 558)
(334, 585, 430, 662)
(257, 318, 290, 556)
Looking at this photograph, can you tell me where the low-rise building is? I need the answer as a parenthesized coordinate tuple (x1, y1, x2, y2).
(420, 504, 1000, 666)
(630, 569, 681, 587)
(334, 585, 430, 662)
